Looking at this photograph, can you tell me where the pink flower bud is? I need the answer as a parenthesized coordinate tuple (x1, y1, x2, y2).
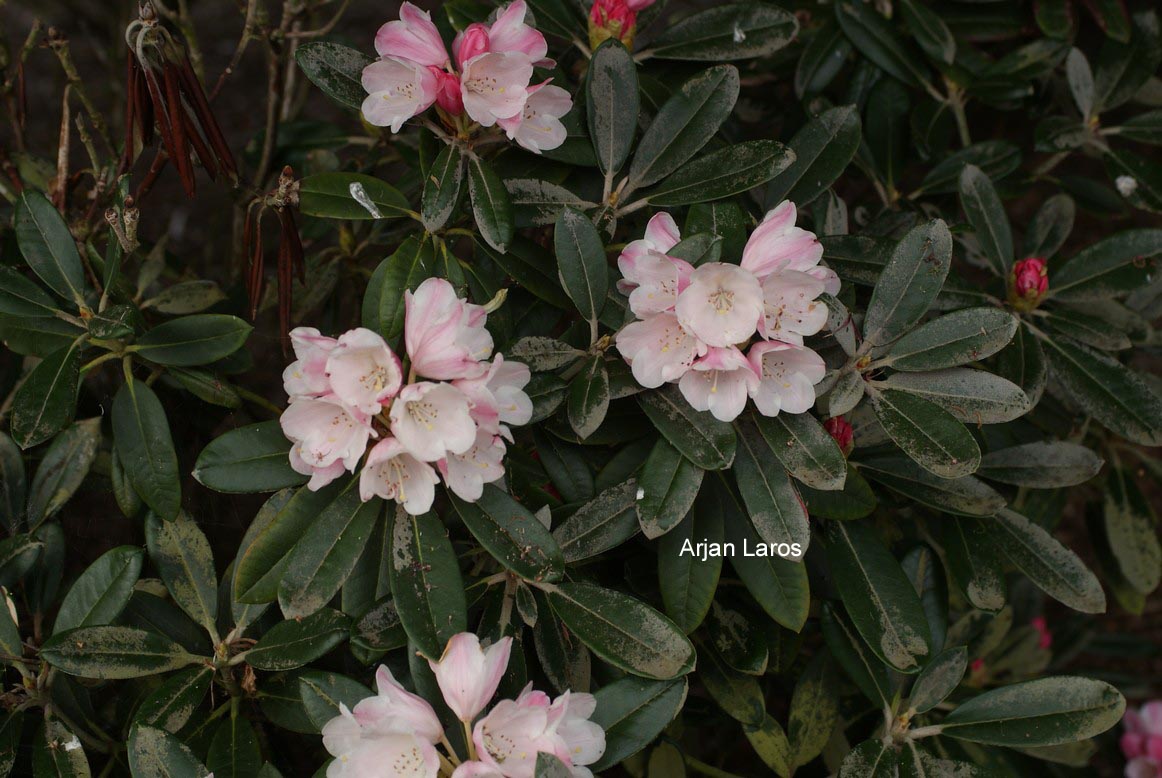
(454, 23, 491, 70)
(1009, 256, 1048, 310)
(824, 416, 854, 457)
(1030, 616, 1052, 650)
(431, 67, 465, 115)
(588, 0, 644, 50)
(970, 658, 986, 675)
(429, 633, 513, 722)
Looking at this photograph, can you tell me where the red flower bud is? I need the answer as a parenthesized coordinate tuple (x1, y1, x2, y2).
(431, 68, 464, 116)
(588, 0, 653, 50)
(454, 23, 490, 70)
(1031, 616, 1052, 650)
(1009, 256, 1048, 310)
(824, 416, 854, 457)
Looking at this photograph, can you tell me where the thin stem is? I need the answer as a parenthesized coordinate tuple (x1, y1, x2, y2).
(908, 724, 945, 740)
(463, 721, 478, 761)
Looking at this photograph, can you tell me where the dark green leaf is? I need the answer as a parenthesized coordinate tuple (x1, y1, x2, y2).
(657, 493, 722, 633)
(868, 387, 980, 479)
(835, 0, 931, 88)
(568, 356, 610, 439)
(247, 609, 350, 670)
(636, 439, 704, 540)
(128, 724, 210, 778)
(733, 417, 810, 551)
(194, 421, 305, 494)
(421, 144, 465, 232)
(113, 379, 180, 520)
(206, 717, 262, 778)
(552, 480, 639, 563)
(648, 141, 794, 206)
(591, 677, 688, 771)
(298, 173, 411, 219)
(1052, 229, 1162, 301)
(863, 219, 952, 347)
(554, 208, 608, 323)
(134, 666, 213, 732)
(11, 339, 83, 449)
(586, 40, 638, 175)
(942, 518, 1006, 612)
(146, 512, 218, 636)
(638, 386, 736, 470)
(15, 191, 86, 306)
(389, 508, 467, 659)
(649, 3, 798, 61)
(959, 165, 1013, 276)
(26, 418, 100, 528)
(978, 441, 1103, 487)
(1104, 468, 1161, 595)
(134, 315, 251, 367)
(41, 626, 200, 679)
(452, 486, 564, 581)
(294, 42, 373, 110)
(54, 546, 143, 633)
(880, 307, 1018, 371)
(468, 156, 514, 252)
(859, 453, 1003, 517)
(909, 647, 967, 714)
(766, 105, 861, 208)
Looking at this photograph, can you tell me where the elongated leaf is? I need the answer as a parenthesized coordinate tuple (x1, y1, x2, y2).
(788, 655, 839, 769)
(916, 141, 1021, 196)
(628, 66, 740, 189)
(822, 604, 894, 706)
(880, 307, 1018, 371)
(15, 191, 86, 306)
(591, 677, 688, 771)
(859, 454, 1003, 517)
(468, 156, 514, 252)
(113, 379, 180, 520)
(146, 512, 218, 637)
(206, 717, 262, 778)
(134, 666, 213, 732)
(636, 439, 704, 539)
(26, 418, 100, 528)
(1052, 229, 1162, 301)
(554, 208, 608, 323)
(42, 626, 199, 679)
(900, 0, 955, 63)
(863, 220, 952, 346)
(840, 739, 898, 777)
(977, 441, 1102, 487)
(733, 417, 810, 551)
(941, 677, 1125, 746)
(390, 508, 467, 659)
(552, 480, 639, 563)
(234, 486, 334, 603)
(33, 720, 90, 778)
(298, 172, 410, 219)
(835, 0, 930, 88)
(247, 609, 349, 670)
(54, 546, 143, 633)
(638, 386, 736, 470)
(752, 411, 846, 491)
(194, 421, 305, 494)
(11, 338, 83, 449)
(363, 235, 436, 345)
(986, 508, 1105, 613)
(1042, 335, 1162, 445)
(869, 387, 980, 479)
(880, 368, 1031, 424)
(824, 521, 930, 672)
(453, 486, 564, 581)
(1104, 468, 1161, 595)
(658, 495, 722, 633)
(649, 3, 798, 60)
(0, 268, 58, 317)
(909, 647, 967, 714)
(568, 356, 610, 439)
(942, 519, 1006, 612)
(586, 40, 638, 175)
(421, 144, 465, 232)
(700, 640, 765, 726)
(546, 582, 695, 680)
(134, 315, 251, 367)
(959, 165, 1013, 276)
(648, 141, 794, 206)
(294, 42, 372, 111)
(766, 105, 861, 207)
(723, 495, 809, 631)
(278, 486, 382, 618)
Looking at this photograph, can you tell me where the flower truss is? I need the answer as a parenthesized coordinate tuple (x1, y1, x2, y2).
(361, 1, 572, 153)
(279, 278, 532, 515)
(322, 632, 605, 778)
(614, 200, 839, 422)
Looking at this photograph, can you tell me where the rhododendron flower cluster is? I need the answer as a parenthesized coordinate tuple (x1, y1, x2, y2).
(279, 278, 531, 515)
(615, 201, 838, 422)
(322, 633, 605, 778)
(1122, 702, 1162, 778)
(361, 1, 572, 153)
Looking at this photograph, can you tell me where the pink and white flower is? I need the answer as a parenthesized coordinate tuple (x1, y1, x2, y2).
(361, 57, 440, 133)
(359, 437, 440, 514)
(615, 312, 705, 388)
(429, 633, 514, 722)
(747, 341, 826, 417)
(406, 278, 493, 381)
(325, 328, 403, 415)
(283, 327, 337, 399)
(460, 52, 535, 127)
(321, 665, 443, 778)
(282, 397, 375, 490)
(740, 200, 825, 278)
(439, 431, 507, 501)
(455, 354, 533, 438)
(678, 347, 759, 423)
(498, 83, 573, 154)
(473, 685, 605, 778)
(757, 270, 829, 345)
(674, 262, 764, 348)
(389, 382, 477, 463)
(374, 3, 448, 67)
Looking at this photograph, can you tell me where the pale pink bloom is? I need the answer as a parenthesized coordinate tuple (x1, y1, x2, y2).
(678, 346, 759, 422)
(389, 382, 477, 462)
(281, 397, 374, 490)
(1123, 702, 1162, 778)
(805, 265, 842, 296)
(321, 665, 442, 777)
(361, 57, 439, 132)
(747, 341, 826, 417)
(455, 355, 532, 437)
(359, 437, 440, 514)
(430, 633, 513, 722)
(739, 201, 824, 279)
(498, 83, 573, 154)
(405, 278, 493, 381)
(617, 212, 682, 297)
(438, 431, 507, 501)
(486, 0, 551, 65)
(614, 313, 706, 388)
(324, 328, 403, 415)
(452, 764, 505, 778)
(461, 52, 534, 127)
(758, 270, 828, 345)
(283, 327, 337, 398)
(473, 685, 605, 778)
(674, 262, 764, 348)
(374, 2, 449, 67)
